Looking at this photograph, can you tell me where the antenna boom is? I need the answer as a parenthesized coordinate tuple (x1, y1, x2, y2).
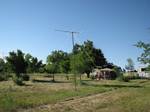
(55, 29, 79, 34)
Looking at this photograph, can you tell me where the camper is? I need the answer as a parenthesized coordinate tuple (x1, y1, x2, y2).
(91, 68, 117, 80)
(137, 67, 150, 78)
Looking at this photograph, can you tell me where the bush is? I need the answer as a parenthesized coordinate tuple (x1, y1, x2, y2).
(0, 73, 8, 81)
(124, 72, 140, 80)
(117, 74, 129, 82)
(122, 76, 130, 82)
(21, 74, 30, 81)
(90, 75, 95, 80)
(13, 76, 24, 86)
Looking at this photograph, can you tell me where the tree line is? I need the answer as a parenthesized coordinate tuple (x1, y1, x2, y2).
(0, 40, 117, 82)
(0, 40, 149, 84)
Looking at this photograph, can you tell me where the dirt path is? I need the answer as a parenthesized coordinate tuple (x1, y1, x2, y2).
(20, 89, 129, 112)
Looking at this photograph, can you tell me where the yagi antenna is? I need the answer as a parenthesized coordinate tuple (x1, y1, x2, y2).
(55, 29, 79, 51)
(55, 29, 79, 34)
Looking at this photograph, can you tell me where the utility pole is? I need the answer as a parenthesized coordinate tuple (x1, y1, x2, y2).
(55, 29, 79, 91)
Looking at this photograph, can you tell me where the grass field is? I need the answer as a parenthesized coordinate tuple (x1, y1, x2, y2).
(0, 74, 150, 112)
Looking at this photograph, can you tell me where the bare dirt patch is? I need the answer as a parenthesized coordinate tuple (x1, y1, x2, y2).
(20, 89, 130, 112)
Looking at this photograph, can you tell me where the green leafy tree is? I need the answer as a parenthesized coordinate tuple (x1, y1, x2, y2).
(0, 58, 8, 81)
(70, 53, 85, 74)
(70, 52, 86, 83)
(135, 41, 150, 65)
(46, 50, 69, 81)
(47, 50, 70, 73)
(60, 60, 70, 80)
(45, 63, 57, 82)
(125, 58, 135, 71)
(25, 53, 43, 73)
(73, 40, 107, 78)
(60, 60, 70, 73)
(31, 57, 43, 73)
(81, 41, 95, 78)
(6, 50, 27, 78)
(4, 62, 13, 73)
(38, 64, 46, 73)
(73, 44, 82, 54)
(0, 58, 5, 73)
(93, 48, 107, 67)
(113, 65, 122, 77)
(25, 54, 33, 73)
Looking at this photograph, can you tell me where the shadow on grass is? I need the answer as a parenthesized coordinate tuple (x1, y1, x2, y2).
(32, 79, 71, 84)
(81, 81, 142, 88)
(139, 80, 150, 84)
(99, 84, 142, 88)
(81, 79, 93, 82)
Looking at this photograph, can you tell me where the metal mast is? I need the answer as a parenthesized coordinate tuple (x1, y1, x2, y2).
(55, 29, 79, 91)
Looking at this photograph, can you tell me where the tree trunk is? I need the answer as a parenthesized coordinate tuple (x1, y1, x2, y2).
(16, 72, 20, 78)
(52, 73, 55, 82)
(86, 72, 90, 78)
(80, 74, 82, 83)
(66, 74, 69, 80)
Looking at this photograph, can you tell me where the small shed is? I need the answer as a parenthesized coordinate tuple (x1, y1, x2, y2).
(91, 68, 117, 80)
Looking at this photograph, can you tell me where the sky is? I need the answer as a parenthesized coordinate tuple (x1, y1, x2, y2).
(0, 0, 150, 69)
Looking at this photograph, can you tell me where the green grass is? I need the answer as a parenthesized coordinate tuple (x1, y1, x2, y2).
(94, 87, 150, 112)
(0, 76, 111, 112)
(0, 75, 150, 112)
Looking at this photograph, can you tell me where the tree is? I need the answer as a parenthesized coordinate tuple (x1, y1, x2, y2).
(60, 60, 70, 80)
(0, 58, 8, 81)
(46, 50, 69, 81)
(104, 62, 115, 69)
(125, 58, 134, 71)
(81, 41, 95, 78)
(4, 62, 13, 73)
(25, 54, 33, 73)
(6, 50, 27, 77)
(113, 65, 122, 77)
(6, 50, 28, 85)
(0, 58, 5, 73)
(48, 50, 70, 73)
(93, 48, 107, 67)
(73, 40, 107, 78)
(45, 63, 57, 82)
(25, 53, 43, 73)
(47, 50, 68, 73)
(70, 52, 86, 83)
(135, 41, 150, 65)
(73, 44, 82, 54)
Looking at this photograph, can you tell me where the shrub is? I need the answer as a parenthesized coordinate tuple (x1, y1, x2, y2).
(124, 72, 140, 80)
(21, 74, 30, 81)
(13, 76, 24, 86)
(0, 73, 8, 81)
(122, 76, 130, 82)
(117, 74, 129, 82)
(90, 75, 95, 80)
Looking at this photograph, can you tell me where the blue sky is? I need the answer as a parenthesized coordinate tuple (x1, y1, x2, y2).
(0, 0, 150, 69)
